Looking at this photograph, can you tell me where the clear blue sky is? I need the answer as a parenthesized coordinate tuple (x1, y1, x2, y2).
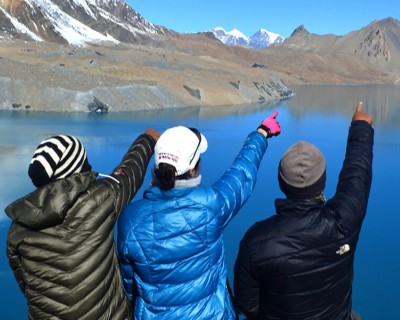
(128, 0, 399, 38)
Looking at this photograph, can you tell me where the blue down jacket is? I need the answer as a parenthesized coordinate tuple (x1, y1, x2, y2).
(117, 131, 268, 320)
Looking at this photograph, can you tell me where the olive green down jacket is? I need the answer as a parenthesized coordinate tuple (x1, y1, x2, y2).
(5, 133, 156, 320)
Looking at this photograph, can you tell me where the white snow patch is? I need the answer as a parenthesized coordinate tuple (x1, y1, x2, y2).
(259, 28, 281, 43)
(228, 28, 248, 40)
(69, 0, 97, 20)
(26, 0, 119, 46)
(0, 7, 43, 41)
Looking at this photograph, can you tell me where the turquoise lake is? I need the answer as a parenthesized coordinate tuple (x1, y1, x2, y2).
(1, 84, 399, 319)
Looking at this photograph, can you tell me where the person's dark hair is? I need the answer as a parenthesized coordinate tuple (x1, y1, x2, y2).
(155, 159, 200, 190)
(154, 163, 176, 190)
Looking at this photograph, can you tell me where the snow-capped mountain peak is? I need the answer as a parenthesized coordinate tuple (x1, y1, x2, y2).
(211, 27, 248, 46)
(211, 27, 285, 48)
(229, 28, 248, 40)
(258, 28, 282, 42)
(249, 29, 285, 48)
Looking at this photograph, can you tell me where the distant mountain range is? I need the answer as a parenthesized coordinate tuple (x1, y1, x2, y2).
(0, 0, 285, 48)
(211, 27, 285, 48)
(0, 0, 398, 63)
(0, 0, 284, 49)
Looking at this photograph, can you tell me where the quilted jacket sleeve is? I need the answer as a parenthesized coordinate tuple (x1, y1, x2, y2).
(326, 120, 374, 233)
(211, 131, 268, 228)
(6, 225, 26, 295)
(107, 133, 156, 217)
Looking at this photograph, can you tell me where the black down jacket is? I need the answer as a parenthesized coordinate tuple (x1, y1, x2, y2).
(5, 133, 155, 320)
(234, 121, 373, 320)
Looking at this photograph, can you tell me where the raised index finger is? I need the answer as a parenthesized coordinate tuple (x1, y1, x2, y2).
(356, 101, 363, 113)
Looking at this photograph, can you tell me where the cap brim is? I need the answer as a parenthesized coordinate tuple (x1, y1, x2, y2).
(199, 133, 208, 153)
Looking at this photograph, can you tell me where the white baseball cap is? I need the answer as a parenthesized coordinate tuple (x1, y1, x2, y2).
(155, 126, 208, 176)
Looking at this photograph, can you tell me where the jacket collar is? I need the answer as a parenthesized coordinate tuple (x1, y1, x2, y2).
(275, 198, 325, 217)
(5, 171, 96, 230)
(174, 175, 201, 189)
(146, 175, 202, 200)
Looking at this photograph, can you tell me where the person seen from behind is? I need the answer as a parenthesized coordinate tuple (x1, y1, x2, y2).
(117, 111, 281, 319)
(234, 102, 373, 320)
(5, 129, 160, 320)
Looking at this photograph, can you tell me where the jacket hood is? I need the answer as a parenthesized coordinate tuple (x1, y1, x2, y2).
(5, 172, 96, 230)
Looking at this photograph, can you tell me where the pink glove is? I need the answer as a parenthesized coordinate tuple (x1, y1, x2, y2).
(258, 111, 281, 138)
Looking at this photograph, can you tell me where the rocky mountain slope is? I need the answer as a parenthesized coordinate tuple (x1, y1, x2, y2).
(0, 0, 172, 45)
(0, 0, 399, 112)
(282, 18, 400, 74)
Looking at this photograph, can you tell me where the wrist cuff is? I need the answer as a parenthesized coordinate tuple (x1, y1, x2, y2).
(257, 124, 271, 138)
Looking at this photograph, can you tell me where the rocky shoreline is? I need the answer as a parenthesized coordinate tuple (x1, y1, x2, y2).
(0, 76, 293, 113)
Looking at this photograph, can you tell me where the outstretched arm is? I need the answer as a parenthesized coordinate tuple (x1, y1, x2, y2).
(212, 111, 281, 228)
(327, 101, 374, 231)
(110, 128, 160, 215)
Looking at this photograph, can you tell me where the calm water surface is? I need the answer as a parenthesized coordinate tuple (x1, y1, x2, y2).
(1, 85, 399, 319)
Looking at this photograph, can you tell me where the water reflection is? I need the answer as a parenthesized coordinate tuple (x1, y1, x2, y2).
(86, 100, 282, 120)
(97, 84, 400, 125)
(4, 84, 397, 125)
(287, 85, 400, 125)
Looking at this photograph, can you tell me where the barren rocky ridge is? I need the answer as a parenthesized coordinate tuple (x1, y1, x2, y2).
(0, 35, 296, 112)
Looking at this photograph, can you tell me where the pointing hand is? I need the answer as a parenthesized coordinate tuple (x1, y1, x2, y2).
(258, 111, 281, 138)
(352, 101, 373, 125)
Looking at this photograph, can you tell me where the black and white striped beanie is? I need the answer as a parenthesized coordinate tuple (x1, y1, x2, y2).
(28, 135, 92, 188)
